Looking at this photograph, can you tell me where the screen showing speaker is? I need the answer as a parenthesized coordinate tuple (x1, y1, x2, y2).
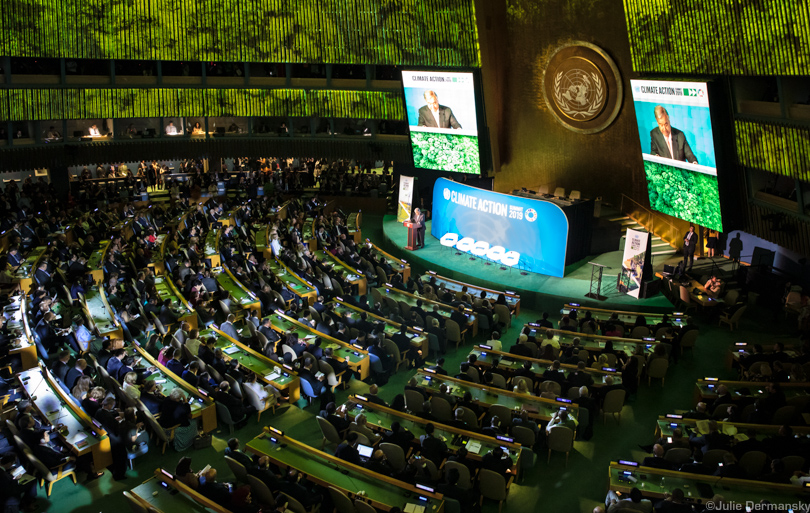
(402, 70, 480, 174)
(630, 79, 723, 232)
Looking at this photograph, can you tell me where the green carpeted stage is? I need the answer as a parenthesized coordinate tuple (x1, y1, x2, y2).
(380, 215, 676, 312)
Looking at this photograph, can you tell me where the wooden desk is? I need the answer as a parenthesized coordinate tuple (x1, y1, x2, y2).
(526, 324, 661, 356)
(247, 431, 445, 513)
(422, 272, 520, 315)
(655, 416, 810, 439)
(317, 249, 368, 296)
(267, 312, 370, 381)
(212, 266, 261, 315)
(129, 475, 217, 513)
(347, 212, 362, 243)
(694, 379, 810, 404)
(469, 345, 623, 387)
(130, 343, 217, 432)
(5, 295, 40, 370)
(266, 257, 317, 306)
(342, 395, 521, 472)
(18, 366, 113, 471)
(153, 276, 197, 330)
(13, 246, 47, 292)
(151, 468, 232, 513)
(202, 326, 300, 401)
(331, 299, 428, 356)
(85, 240, 110, 283)
(365, 239, 411, 281)
(414, 369, 578, 425)
(82, 285, 123, 340)
(561, 303, 687, 328)
(608, 461, 808, 503)
(204, 230, 220, 268)
(379, 286, 478, 337)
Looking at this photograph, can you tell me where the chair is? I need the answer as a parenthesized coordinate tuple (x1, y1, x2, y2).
(242, 382, 276, 422)
(567, 387, 581, 400)
(738, 451, 767, 478)
(319, 360, 344, 391)
(282, 344, 298, 363)
(547, 425, 574, 467)
(489, 373, 507, 389)
(328, 487, 358, 513)
(512, 376, 533, 393)
(430, 396, 453, 422)
(488, 404, 514, 430)
(553, 187, 565, 197)
(680, 329, 698, 354)
(511, 425, 536, 449)
(702, 449, 729, 470)
(380, 442, 407, 472)
(541, 380, 561, 396)
(455, 237, 475, 254)
(459, 406, 480, 429)
(470, 241, 490, 261)
(718, 305, 747, 331)
(397, 301, 411, 316)
(300, 378, 318, 407)
(493, 304, 511, 330)
(225, 374, 243, 400)
(149, 312, 167, 336)
(569, 190, 581, 200)
(782, 455, 805, 474)
(478, 469, 512, 513)
(277, 491, 318, 513)
(647, 358, 669, 387)
(440, 233, 459, 253)
(602, 389, 626, 424)
(315, 411, 348, 445)
(248, 474, 277, 507)
(664, 448, 692, 466)
(215, 401, 244, 436)
(404, 390, 425, 413)
(466, 365, 481, 383)
(224, 455, 249, 483)
(24, 447, 77, 497)
(140, 408, 177, 454)
(772, 405, 796, 425)
(354, 499, 377, 513)
(630, 326, 650, 339)
(445, 319, 463, 350)
(500, 251, 520, 271)
(485, 246, 506, 264)
(444, 460, 474, 490)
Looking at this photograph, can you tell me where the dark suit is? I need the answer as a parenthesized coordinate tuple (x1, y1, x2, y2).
(411, 212, 426, 248)
(683, 230, 697, 270)
(417, 105, 461, 129)
(650, 126, 697, 163)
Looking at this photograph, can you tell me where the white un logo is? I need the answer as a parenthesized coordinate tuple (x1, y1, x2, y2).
(443, 188, 451, 200)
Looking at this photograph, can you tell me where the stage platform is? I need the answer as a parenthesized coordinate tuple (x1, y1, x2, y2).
(379, 215, 678, 313)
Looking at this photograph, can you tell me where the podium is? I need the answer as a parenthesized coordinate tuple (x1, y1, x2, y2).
(585, 261, 609, 301)
(403, 221, 418, 250)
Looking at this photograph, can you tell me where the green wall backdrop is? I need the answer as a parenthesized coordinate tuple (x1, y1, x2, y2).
(0, 88, 406, 121)
(623, 0, 810, 75)
(0, 0, 480, 67)
(736, 119, 810, 182)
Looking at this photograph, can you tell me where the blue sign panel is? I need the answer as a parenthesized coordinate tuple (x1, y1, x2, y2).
(431, 178, 569, 277)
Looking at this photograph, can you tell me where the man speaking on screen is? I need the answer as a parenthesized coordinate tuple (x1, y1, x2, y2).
(417, 91, 462, 130)
(650, 105, 698, 164)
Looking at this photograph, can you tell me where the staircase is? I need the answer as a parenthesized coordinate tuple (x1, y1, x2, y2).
(609, 216, 677, 257)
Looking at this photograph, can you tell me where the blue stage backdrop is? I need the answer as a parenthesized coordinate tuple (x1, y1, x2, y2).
(431, 178, 569, 277)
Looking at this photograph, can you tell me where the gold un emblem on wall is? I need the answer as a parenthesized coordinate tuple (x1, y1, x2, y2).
(543, 42, 622, 134)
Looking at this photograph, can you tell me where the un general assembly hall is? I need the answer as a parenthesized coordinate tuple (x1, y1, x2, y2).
(0, 1, 809, 512)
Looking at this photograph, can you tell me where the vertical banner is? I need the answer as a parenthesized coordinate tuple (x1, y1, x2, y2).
(397, 175, 415, 223)
(620, 228, 650, 298)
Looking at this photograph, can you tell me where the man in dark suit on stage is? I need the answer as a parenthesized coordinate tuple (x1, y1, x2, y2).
(411, 208, 426, 249)
(650, 105, 698, 164)
(417, 91, 462, 129)
(682, 225, 697, 271)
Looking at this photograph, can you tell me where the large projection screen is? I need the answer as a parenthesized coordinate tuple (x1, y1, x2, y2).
(630, 80, 723, 232)
(402, 70, 480, 174)
(431, 178, 568, 277)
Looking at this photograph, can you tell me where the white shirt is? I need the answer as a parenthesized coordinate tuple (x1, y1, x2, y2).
(124, 381, 141, 399)
(89, 127, 100, 136)
(487, 339, 503, 351)
(165, 125, 177, 135)
(430, 107, 441, 128)
(185, 337, 201, 357)
(664, 133, 674, 159)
